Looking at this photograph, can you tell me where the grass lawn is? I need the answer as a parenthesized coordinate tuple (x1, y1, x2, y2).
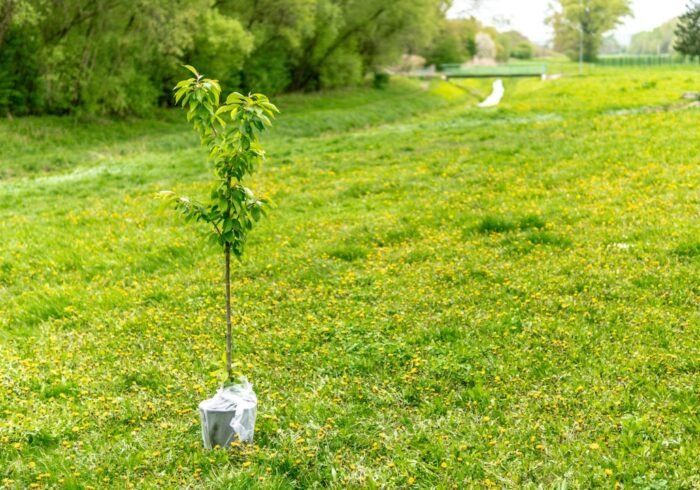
(1, 67, 699, 489)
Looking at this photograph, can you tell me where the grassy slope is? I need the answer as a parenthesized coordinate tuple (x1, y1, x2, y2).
(1, 70, 699, 489)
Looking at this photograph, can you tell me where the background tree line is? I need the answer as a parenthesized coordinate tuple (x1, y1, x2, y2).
(0, 0, 453, 116)
(5, 0, 692, 117)
(425, 17, 536, 67)
(546, 0, 700, 61)
(547, 0, 632, 62)
(0, 0, 544, 116)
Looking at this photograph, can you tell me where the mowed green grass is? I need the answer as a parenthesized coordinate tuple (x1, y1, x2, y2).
(1, 68, 699, 489)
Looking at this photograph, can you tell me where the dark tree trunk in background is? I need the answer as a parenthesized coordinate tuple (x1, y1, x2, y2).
(0, 0, 15, 49)
(290, 5, 387, 91)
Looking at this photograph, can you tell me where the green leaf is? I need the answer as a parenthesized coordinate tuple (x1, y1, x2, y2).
(174, 87, 189, 104)
(216, 105, 233, 116)
(183, 65, 199, 77)
(155, 190, 176, 200)
(226, 92, 245, 104)
(261, 102, 280, 114)
(174, 79, 193, 90)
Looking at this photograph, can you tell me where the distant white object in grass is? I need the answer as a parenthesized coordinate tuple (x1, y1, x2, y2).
(608, 243, 633, 251)
(542, 73, 562, 81)
(479, 79, 504, 108)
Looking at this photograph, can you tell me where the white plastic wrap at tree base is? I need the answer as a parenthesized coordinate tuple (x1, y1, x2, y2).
(198, 377, 257, 449)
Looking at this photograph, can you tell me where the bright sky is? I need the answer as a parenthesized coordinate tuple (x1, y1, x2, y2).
(448, 0, 689, 45)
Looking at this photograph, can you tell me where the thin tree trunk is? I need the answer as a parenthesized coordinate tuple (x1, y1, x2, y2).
(72, 15, 97, 107)
(225, 242, 232, 380)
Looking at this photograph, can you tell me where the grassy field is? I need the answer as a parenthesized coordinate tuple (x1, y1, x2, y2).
(1, 67, 699, 489)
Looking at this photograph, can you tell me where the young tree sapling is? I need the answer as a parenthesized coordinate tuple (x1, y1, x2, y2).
(159, 65, 278, 381)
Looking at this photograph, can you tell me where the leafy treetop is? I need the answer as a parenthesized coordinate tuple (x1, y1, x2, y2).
(675, 2, 700, 57)
(547, 0, 631, 62)
(159, 65, 279, 258)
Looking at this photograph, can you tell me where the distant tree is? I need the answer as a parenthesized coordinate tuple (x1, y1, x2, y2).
(453, 17, 483, 58)
(629, 19, 677, 55)
(280, 0, 446, 91)
(498, 30, 536, 60)
(423, 16, 484, 67)
(0, 0, 42, 115)
(216, 0, 316, 94)
(30, 0, 213, 115)
(600, 34, 625, 55)
(512, 42, 535, 59)
(475, 31, 496, 59)
(425, 24, 466, 67)
(0, 24, 42, 115)
(479, 26, 508, 61)
(189, 10, 254, 93)
(547, 0, 632, 62)
(675, 2, 700, 57)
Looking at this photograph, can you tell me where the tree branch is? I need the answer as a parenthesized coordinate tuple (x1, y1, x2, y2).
(294, 5, 388, 89)
(44, 0, 124, 44)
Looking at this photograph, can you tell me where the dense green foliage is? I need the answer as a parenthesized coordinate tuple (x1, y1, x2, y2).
(0, 0, 543, 114)
(0, 24, 41, 115)
(675, 2, 700, 57)
(0, 0, 446, 115)
(2, 67, 700, 487)
(498, 30, 535, 60)
(548, 0, 632, 62)
(425, 18, 535, 67)
(425, 18, 481, 67)
(162, 67, 277, 260)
